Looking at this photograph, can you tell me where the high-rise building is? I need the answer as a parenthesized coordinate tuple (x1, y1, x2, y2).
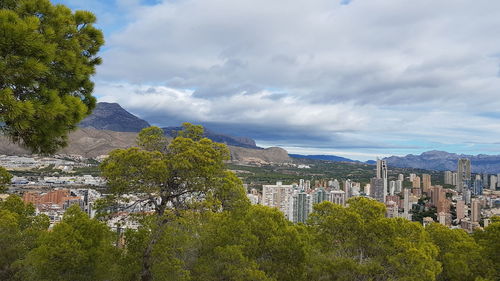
(471, 199, 481, 223)
(409, 173, 416, 182)
(389, 180, 396, 196)
(422, 174, 431, 194)
(370, 178, 385, 203)
(376, 159, 387, 179)
(329, 190, 346, 206)
(444, 171, 453, 185)
(304, 180, 311, 191)
(482, 173, 489, 189)
(412, 176, 421, 188)
(395, 180, 403, 194)
(291, 191, 311, 223)
(452, 172, 458, 186)
(463, 189, 472, 204)
(385, 201, 398, 218)
(491, 175, 498, 190)
(344, 179, 353, 199)
(372, 159, 388, 202)
(398, 174, 404, 182)
(262, 182, 294, 219)
(473, 178, 483, 195)
(332, 179, 340, 190)
(403, 188, 410, 220)
(456, 200, 465, 220)
(438, 212, 452, 226)
(312, 188, 328, 204)
(430, 185, 443, 207)
(457, 158, 471, 192)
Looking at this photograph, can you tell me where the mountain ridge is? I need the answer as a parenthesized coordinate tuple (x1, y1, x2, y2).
(289, 154, 357, 162)
(79, 102, 259, 149)
(384, 150, 500, 173)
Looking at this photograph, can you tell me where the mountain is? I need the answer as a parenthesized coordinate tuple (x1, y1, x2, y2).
(384, 150, 500, 173)
(229, 146, 291, 164)
(162, 127, 259, 149)
(0, 128, 138, 158)
(289, 154, 357, 162)
(0, 128, 289, 164)
(79, 102, 151, 132)
(79, 102, 258, 149)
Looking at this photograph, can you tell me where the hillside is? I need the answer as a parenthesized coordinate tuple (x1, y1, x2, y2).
(0, 129, 289, 164)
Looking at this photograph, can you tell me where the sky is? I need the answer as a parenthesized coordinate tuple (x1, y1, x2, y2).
(54, 0, 500, 161)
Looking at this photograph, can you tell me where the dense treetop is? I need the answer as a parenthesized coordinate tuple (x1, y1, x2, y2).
(0, 0, 103, 153)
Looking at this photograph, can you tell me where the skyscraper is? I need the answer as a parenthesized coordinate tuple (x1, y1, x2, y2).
(372, 159, 388, 202)
(482, 173, 489, 189)
(262, 182, 294, 219)
(473, 178, 483, 195)
(412, 176, 421, 188)
(376, 159, 388, 180)
(395, 180, 403, 194)
(457, 158, 471, 192)
(292, 191, 311, 223)
(471, 199, 481, 223)
(444, 171, 453, 185)
(456, 200, 465, 220)
(329, 190, 346, 206)
(422, 174, 431, 194)
(370, 178, 385, 203)
(409, 173, 416, 182)
(491, 175, 498, 191)
(403, 188, 410, 220)
(389, 180, 396, 196)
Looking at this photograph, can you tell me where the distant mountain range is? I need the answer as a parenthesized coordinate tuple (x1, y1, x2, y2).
(289, 154, 357, 162)
(79, 102, 259, 149)
(68, 103, 500, 172)
(79, 102, 151, 132)
(384, 150, 500, 173)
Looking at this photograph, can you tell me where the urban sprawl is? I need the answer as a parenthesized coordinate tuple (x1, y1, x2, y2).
(3, 156, 499, 233)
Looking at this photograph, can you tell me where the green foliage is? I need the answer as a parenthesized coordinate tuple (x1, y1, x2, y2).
(101, 123, 245, 281)
(137, 126, 169, 152)
(178, 122, 204, 141)
(17, 205, 120, 281)
(426, 223, 494, 281)
(307, 199, 441, 281)
(196, 205, 306, 281)
(473, 220, 500, 280)
(0, 166, 12, 193)
(0, 195, 49, 280)
(0, 0, 103, 154)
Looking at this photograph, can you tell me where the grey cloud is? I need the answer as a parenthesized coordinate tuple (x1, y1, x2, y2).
(89, 0, 500, 158)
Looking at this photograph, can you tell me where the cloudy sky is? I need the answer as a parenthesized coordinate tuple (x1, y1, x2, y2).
(56, 0, 500, 160)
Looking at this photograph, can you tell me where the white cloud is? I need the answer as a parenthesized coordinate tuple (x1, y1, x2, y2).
(89, 0, 500, 158)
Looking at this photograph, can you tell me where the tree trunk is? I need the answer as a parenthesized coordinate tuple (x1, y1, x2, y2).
(140, 198, 171, 281)
(140, 240, 155, 281)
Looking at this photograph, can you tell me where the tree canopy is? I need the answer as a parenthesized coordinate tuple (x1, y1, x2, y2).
(0, 167, 12, 193)
(100, 123, 242, 281)
(0, 0, 103, 153)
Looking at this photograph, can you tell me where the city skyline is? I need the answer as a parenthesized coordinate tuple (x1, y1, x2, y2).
(54, 0, 500, 161)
